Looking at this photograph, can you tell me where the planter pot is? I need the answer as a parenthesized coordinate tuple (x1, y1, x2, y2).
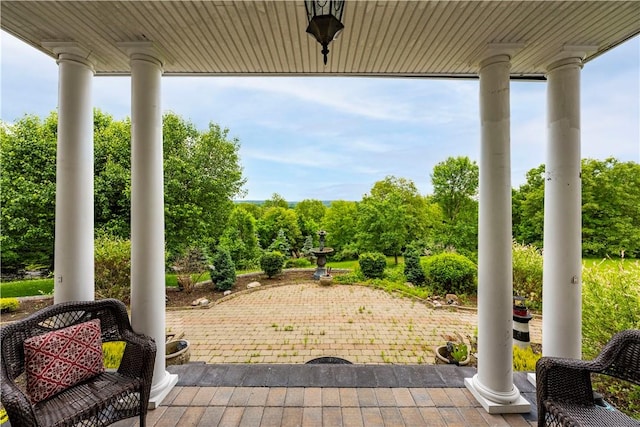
(434, 345, 470, 366)
(319, 275, 333, 286)
(166, 339, 191, 365)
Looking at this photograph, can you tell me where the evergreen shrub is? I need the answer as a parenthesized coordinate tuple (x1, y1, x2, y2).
(260, 251, 285, 278)
(423, 252, 476, 295)
(403, 249, 426, 286)
(358, 252, 386, 279)
(209, 248, 236, 291)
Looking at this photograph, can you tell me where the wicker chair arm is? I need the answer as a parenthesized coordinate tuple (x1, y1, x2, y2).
(0, 379, 37, 427)
(536, 357, 597, 405)
(116, 329, 156, 380)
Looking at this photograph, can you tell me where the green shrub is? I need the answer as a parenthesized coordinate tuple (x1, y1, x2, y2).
(95, 235, 131, 302)
(582, 260, 640, 419)
(0, 297, 20, 312)
(284, 257, 313, 268)
(260, 251, 285, 278)
(512, 241, 543, 309)
(403, 249, 426, 286)
(423, 252, 477, 295)
(513, 345, 541, 371)
(582, 260, 640, 359)
(209, 248, 236, 291)
(358, 252, 386, 279)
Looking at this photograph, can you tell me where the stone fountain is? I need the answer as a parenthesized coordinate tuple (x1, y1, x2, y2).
(311, 230, 334, 279)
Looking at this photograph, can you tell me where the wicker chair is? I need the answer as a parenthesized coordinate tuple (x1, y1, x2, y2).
(1, 299, 156, 427)
(536, 329, 640, 427)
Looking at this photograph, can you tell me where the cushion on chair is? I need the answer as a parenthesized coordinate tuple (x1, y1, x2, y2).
(24, 318, 105, 403)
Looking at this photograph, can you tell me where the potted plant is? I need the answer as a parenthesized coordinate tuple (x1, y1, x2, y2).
(434, 333, 471, 365)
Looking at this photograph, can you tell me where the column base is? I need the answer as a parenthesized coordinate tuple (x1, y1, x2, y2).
(148, 371, 179, 409)
(464, 377, 531, 414)
(528, 372, 536, 386)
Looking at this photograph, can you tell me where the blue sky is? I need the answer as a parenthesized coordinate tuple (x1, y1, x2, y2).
(2, 32, 638, 201)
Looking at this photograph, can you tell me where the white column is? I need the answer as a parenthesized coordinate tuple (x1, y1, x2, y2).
(46, 44, 95, 304)
(465, 52, 529, 414)
(542, 56, 583, 359)
(126, 45, 177, 407)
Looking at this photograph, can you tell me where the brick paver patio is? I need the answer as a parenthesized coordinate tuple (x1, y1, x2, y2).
(166, 282, 541, 365)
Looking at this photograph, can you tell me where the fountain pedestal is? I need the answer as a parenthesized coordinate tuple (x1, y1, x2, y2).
(311, 248, 333, 279)
(311, 230, 334, 280)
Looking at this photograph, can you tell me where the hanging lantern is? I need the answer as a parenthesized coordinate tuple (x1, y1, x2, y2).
(304, 0, 345, 65)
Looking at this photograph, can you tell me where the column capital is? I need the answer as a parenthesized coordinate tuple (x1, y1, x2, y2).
(546, 45, 597, 72)
(475, 43, 525, 69)
(41, 41, 95, 71)
(118, 41, 166, 68)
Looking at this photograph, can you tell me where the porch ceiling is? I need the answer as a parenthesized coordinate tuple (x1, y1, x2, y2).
(1, 1, 639, 78)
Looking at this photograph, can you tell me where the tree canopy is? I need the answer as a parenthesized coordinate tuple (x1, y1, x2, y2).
(357, 176, 433, 263)
(0, 110, 246, 271)
(512, 158, 640, 258)
(1, 114, 58, 270)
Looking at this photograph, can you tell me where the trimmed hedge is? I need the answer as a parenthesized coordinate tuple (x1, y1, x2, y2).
(358, 252, 386, 279)
(423, 252, 477, 295)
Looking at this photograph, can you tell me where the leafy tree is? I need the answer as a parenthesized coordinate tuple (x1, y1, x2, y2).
(357, 176, 431, 263)
(322, 200, 359, 255)
(94, 110, 132, 238)
(581, 158, 640, 257)
(0, 114, 57, 270)
(163, 113, 246, 260)
(430, 157, 479, 253)
(431, 156, 479, 221)
(235, 202, 263, 220)
(218, 206, 260, 269)
(263, 193, 289, 209)
(512, 165, 545, 248)
(295, 199, 327, 238)
(513, 159, 640, 258)
(256, 207, 301, 255)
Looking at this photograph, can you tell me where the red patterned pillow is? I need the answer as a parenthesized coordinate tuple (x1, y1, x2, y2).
(24, 318, 105, 403)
